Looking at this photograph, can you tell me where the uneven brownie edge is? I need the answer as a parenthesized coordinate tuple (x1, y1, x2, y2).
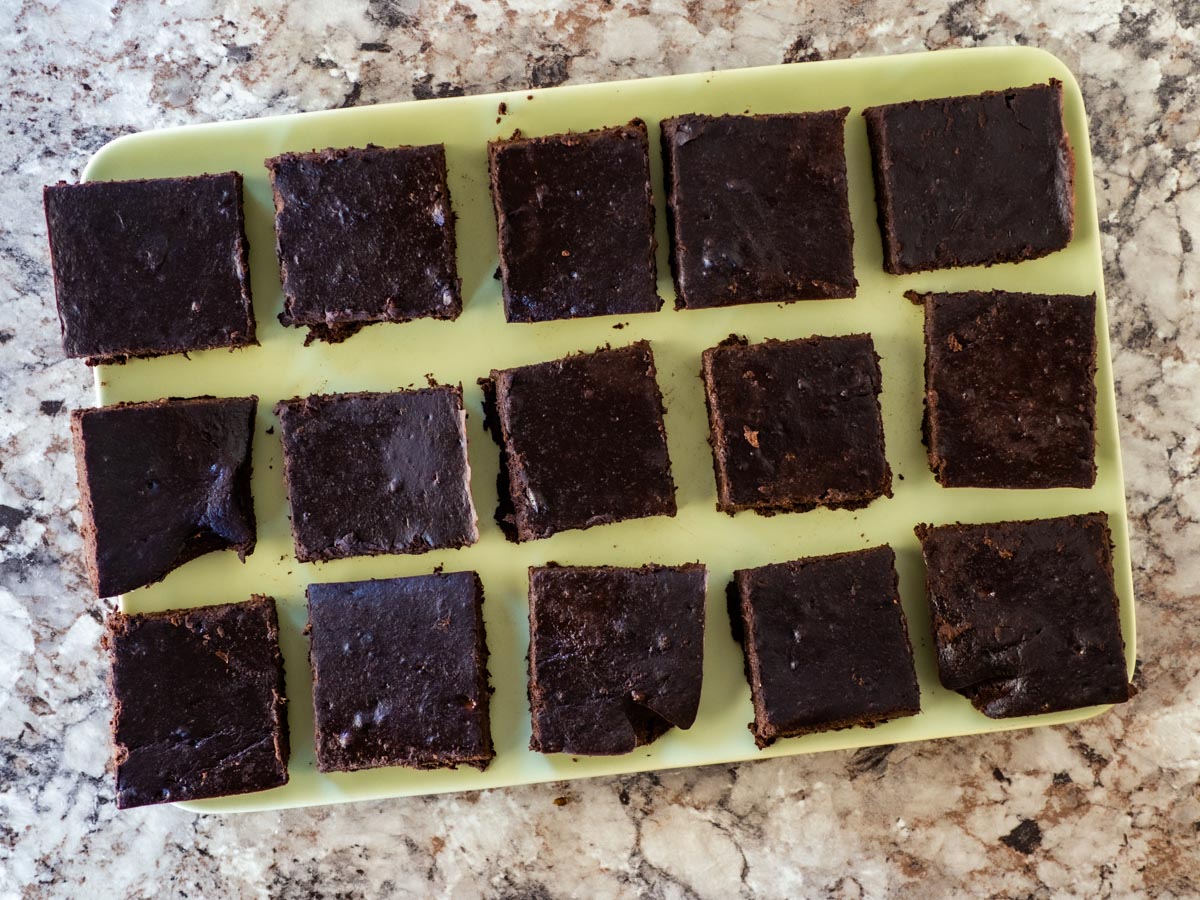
(266, 145, 462, 346)
(104, 595, 289, 809)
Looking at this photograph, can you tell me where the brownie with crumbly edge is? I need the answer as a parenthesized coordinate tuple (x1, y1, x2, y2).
(307, 571, 493, 773)
(275, 386, 478, 563)
(71, 395, 257, 598)
(528, 563, 707, 755)
(266, 144, 461, 344)
(915, 513, 1132, 718)
(920, 289, 1097, 488)
(488, 121, 660, 323)
(480, 341, 677, 542)
(864, 81, 1074, 274)
(661, 109, 856, 308)
(104, 595, 289, 809)
(701, 334, 891, 515)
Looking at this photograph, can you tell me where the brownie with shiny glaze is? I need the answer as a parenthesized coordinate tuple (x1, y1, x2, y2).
(915, 514, 1132, 718)
(864, 81, 1074, 274)
(661, 110, 856, 308)
(275, 386, 478, 562)
(71, 395, 257, 598)
(487, 121, 660, 323)
(730, 546, 919, 747)
(307, 571, 493, 773)
(701, 334, 891, 515)
(104, 595, 289, 809)
(44, 173, 256, 365)
(480, 341, 676, 542)
(528, 563, 707, 755)
(921, 290, 1097, 488)
(266, 144, 461, 344)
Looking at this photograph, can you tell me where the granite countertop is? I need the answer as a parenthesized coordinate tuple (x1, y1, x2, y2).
(2, 1, 1198, 896)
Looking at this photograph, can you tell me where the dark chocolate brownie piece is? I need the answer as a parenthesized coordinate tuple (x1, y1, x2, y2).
(480, 341, 677, 542)
(528, 563, 707, 755)
(71, 396, 257, 598)
(307, 571, 493, 773)
(730, 546, 920, 747)
(701, 334, 892, 515)
(921, 290, 1097, 488)
(275, 386, 477, 562)
(488, 121, 660, 323)
(266, 144, 461, 344)
(44, 173, 255, 365)
(661, 110, 856, 308)
(864, 81, 1074, 274)
(104, 595, 289, 809)
(915, 514, 1132, 718)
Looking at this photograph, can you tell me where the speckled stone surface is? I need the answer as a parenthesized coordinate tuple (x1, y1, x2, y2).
(2, 1, 1198, 896)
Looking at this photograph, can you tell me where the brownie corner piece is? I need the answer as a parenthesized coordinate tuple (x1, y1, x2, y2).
(661, 109, 856, 309)
(71, 395, 258, 598)
(923, 290, 1097, 488)
(731, 546, 920, 748)
(864, 80, 1074, 274)
(266, 143, 461, 345)
(105, 595, 289, 809)
(307, 571, 493, 773)
(915, 513, 1132, 718)
(275, 385, 478, 562)
(483, 341, 676, 541)
(487, 121, 660, 323)
(44, 173, 256, 365)
(701, 333, 891, 515)
(527, 563, 707, 755)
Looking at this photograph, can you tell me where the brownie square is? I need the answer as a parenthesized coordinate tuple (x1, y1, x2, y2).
(661, 110, 856, 308)
(921, 290, 1097, 488)
(864, 81, 1074, 274)
(488, 121, 660, 323)
(701, 334, 892, 515)
(480, 341, 677, 542)
(275, 386, 477, 562)
(44, 174, 256, 365)
(71, 396, 257, 598)
(104, 595, 289, 809)
(266, 144, 461, 344)
(307, 571, 493, 773)
(915, 514, 1132, 718)
(730, 546, 920, 747)
(528, 564, 707, 755)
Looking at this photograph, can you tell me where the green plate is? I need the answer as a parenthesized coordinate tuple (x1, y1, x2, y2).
(84, 45, 1136, 813)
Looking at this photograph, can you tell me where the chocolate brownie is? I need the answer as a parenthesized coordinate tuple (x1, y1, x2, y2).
(701, 334, 892, 515)
(730, 546, 920, 747)
(104, 595, 289, 809)
(488, 121, 660, 323)
(661, 110, 856, 308)
(528, 563, 707, 755)
(44, 173, 255, 365)
(307, 571, 493, 773)
(921, 290, 1097, 488)
(480, 341, 677, 542)
(915, 514, 1132, 718)
(864, 81, 1074, 273)
(71, 396, 257, 598)
(266, 144, 461, 344)
(275, 386, 477, 562)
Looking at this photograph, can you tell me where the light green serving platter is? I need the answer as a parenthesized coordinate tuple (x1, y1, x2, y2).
(84, 45, 1136, 813)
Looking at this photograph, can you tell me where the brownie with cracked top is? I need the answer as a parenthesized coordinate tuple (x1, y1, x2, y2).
(307, 571, 493, 773)
(661, 109, 856, 308)
(528, 563, 707, 755)
(915, 513, 1132, 718)
(44, 173, 256, 364)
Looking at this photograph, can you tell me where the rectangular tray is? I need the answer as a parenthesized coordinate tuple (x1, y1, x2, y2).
(84, 45, 1136, 813)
